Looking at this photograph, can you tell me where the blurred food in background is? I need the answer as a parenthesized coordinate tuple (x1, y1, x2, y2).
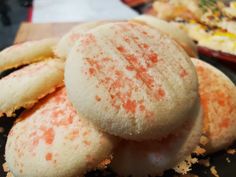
(148, 0, 236, 62)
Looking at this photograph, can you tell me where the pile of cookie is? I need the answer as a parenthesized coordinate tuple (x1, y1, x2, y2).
(0, 19, 235, 177)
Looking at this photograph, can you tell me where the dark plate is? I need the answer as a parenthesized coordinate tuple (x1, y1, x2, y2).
(0, 56, 235, 177)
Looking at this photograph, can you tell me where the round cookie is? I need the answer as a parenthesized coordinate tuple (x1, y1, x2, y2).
(192, 58, 236, 153)
(111, 99, 203, 177)
(65, 22, 199, 140)
(0, 38, 58, 71)
(5, 87, 116, 177)
(132, 15, 197, 57)
(0, 59, 64, 117)
(54, 21, 106, 59)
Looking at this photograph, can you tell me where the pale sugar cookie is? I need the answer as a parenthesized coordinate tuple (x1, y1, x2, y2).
(0, 38, 58, 71)
(192, 58, 236, 153)
(132, 15, 197, 57)
(0, 59, 64, 117)
(5, 88, 116, 177)
(111, 99, 202, 177)
(54, 21, 106, 59)
(65, 22, 199, 140)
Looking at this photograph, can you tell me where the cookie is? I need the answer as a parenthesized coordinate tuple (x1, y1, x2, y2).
(65, 22, 199, 140)
(132, 15, 197, 57)
(0, 38, 58, 71)
(5, 87, 117, 177)
(54, 21, 106, 59)
(111, 99, 202, 177)
(0, 59, 64, 117)
(192, 58, 236, 153)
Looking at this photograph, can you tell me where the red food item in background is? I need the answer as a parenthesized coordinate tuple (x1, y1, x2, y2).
(122, 0, 149, 7)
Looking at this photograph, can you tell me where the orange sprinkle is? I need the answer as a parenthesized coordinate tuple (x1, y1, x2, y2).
(95, 95, 101, 102)
(52, 109, 64, 117)
(83, 140, 91, 146)
(142, 30, 148, 35)
(148, 52, 158, 63)
(126, 65, 134, 71)
(43, 128, 55, 145)
(117, 46, 126, 53)
(196, 65, 204, 73)
(219, 118, 230, 128)
(83, 131, 90, 137)
(123, 99, 136, 114)
(155, 87, 165, 100)
(70, 33, 81, 42)
(66, 130, 80, 141)
(89, 68, 96, 76)
(45, 153, 53, 161)
(126, 54, 138, 64)
(141, 43, 149, 49)
(139, 104, 145, 112)
(179, 68, 188, 78)
(217, 99, 225, 106)
(81, 33, 96, 46)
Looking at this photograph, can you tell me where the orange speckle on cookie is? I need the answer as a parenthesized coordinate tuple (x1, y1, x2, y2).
(69, 33, 81, 42)
(196, 65, 204, 73)
(51, 112, 74, 126)
(32, 127, 55, 147)
(29, 131, 37, 138)
(155, 87, 165, 100)
(86, 58, 102, 72)
(89, 68, 96, 76)
(179, 68, 188, 78)
(66, 130, 80, 141)
(126, 65, 134, 71)
(123, 99, 137, 114)
(139, 104, 146, 112)
(83, 131, 90, 137)
(83, 140, 91, 146)
(43, 128, 55, 145)
(141, 43, 149, 49)
(142, 30, 148, 35)
(52, 109, 64, 117)
(148, 52, 158, 63)
(45, 153, 53, 161)
(219, 118, 230, 129)
(125, 54, 138, 64)
(117, 46, 126, 53)
(95, 95, 101, 102)
(80, 33, 96, 46)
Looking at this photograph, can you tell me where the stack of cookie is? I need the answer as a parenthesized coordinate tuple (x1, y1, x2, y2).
(0, 20, 235, 177)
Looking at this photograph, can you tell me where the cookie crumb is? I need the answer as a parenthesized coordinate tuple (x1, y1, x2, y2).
(199, 135, 208, 146)
(227, 149, 236, 155)
(194, 145, 206, 155)
(97, 158, 112, 169)
(2, 162, 9, 172)
(198, 158, 210, 167)
(210, 166, 219, 177)
(174, 156, 198, 174)
(6, 172, 14, 177)
(226, 157, 231, 163)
